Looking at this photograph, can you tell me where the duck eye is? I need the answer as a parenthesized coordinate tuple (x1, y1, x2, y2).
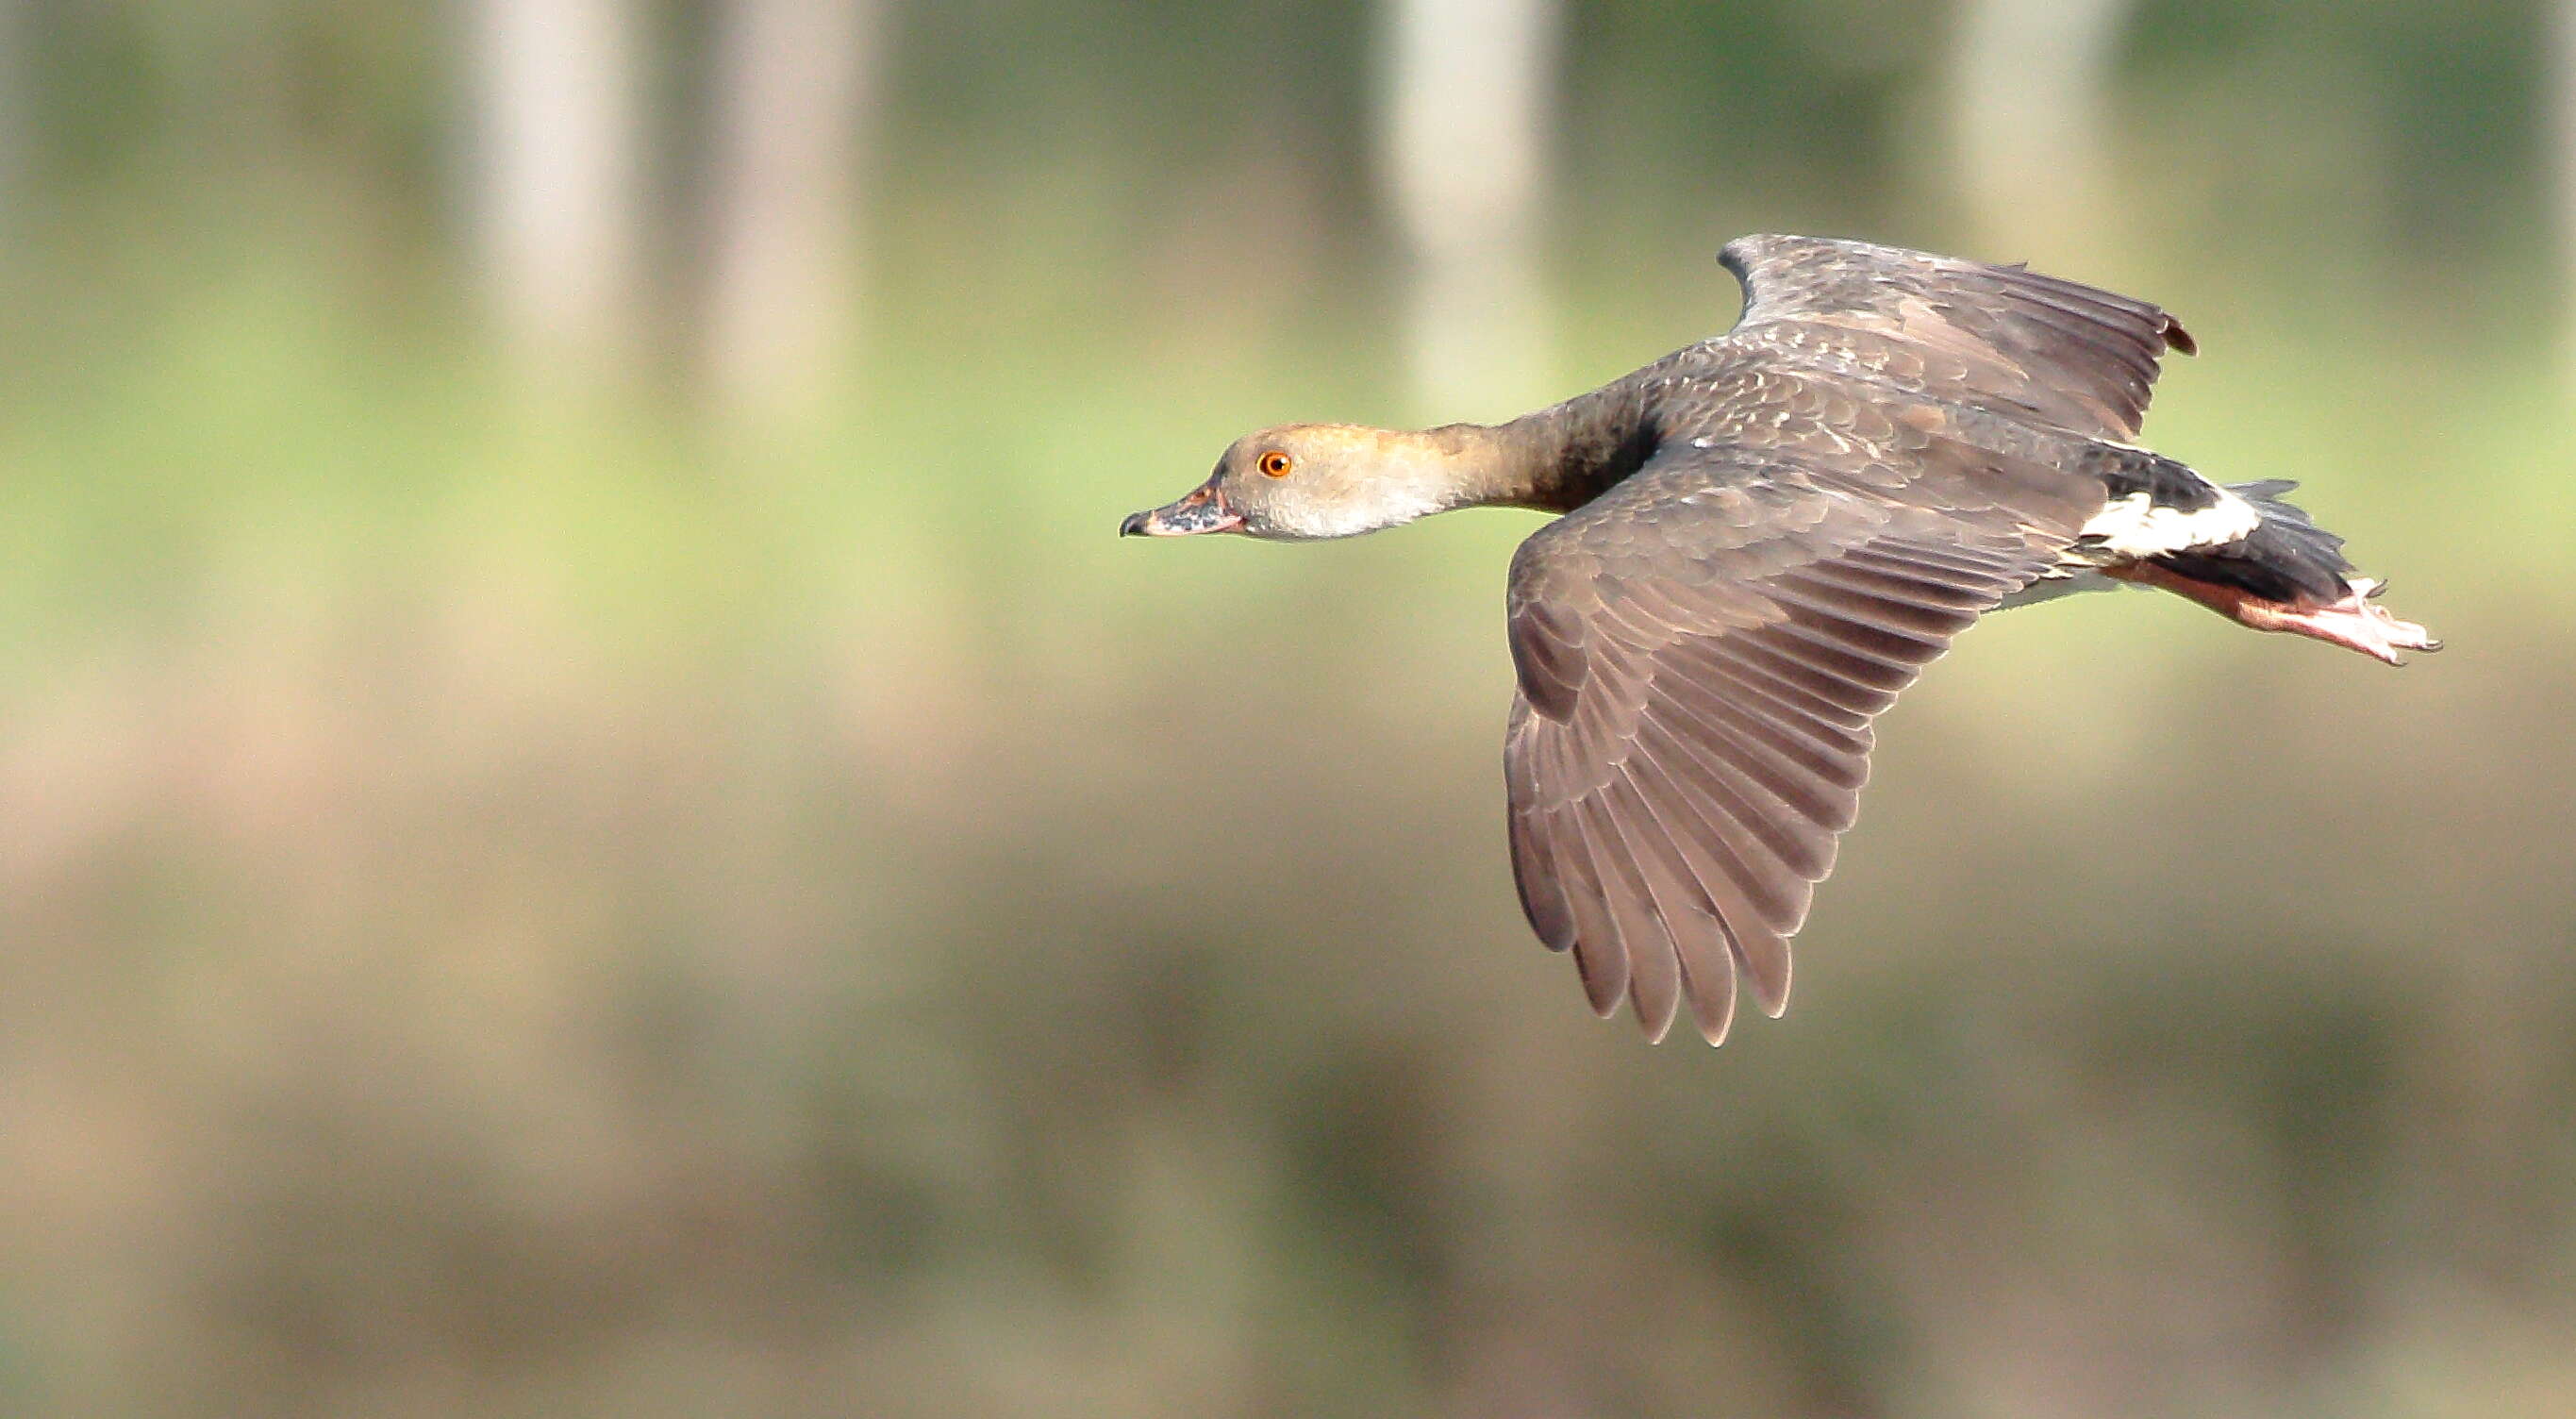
(1256, 450, 1293, 477)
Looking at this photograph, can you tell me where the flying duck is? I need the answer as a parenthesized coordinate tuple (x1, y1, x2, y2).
(1122, 235, 2437, 1045)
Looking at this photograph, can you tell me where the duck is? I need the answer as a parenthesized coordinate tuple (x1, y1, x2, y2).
(1121, 234, 2437, 1046)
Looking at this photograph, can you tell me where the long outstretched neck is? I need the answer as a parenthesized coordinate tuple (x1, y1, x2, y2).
(1421, 381, 1660, 514)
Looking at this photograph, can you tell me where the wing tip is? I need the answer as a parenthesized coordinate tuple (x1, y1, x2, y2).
(1684, 964, 1738, 1046)
(1576, 943, 1627, 1018)
(1715, 233, 1773, 279)
(1733, 934, 1795, 1020)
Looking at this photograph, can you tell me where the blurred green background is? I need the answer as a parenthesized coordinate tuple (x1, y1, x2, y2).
(3, 2, 2572, 1415)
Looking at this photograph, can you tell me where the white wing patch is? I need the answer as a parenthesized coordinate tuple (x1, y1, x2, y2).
(2075, 482, 2262, 560)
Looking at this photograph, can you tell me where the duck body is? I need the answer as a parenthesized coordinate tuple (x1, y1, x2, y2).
(1123, 235, 2436, 1045)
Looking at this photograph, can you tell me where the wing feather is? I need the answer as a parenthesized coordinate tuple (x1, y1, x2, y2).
(1504, 442, 2083, 1042)
(1575, 794, 1683, 1042)
(1609, 765, 1744, 1043)
(1717, 234, 2194, 441)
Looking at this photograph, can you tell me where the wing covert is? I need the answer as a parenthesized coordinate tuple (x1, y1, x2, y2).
(1716, 234, 2195, 441)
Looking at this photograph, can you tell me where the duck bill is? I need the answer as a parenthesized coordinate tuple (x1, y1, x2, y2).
(1120, 483, 1243, 537)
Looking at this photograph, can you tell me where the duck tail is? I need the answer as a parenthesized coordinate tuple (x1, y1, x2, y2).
(2122, 480, 2440, 664)
(2153, 478, 2355, 607)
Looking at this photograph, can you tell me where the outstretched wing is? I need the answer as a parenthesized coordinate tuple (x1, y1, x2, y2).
(1717, 234, 2195, 442)
(1504, 439, 2092, 1044)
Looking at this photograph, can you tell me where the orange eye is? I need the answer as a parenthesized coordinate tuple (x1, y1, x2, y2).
(1256, 450, 1293, 477)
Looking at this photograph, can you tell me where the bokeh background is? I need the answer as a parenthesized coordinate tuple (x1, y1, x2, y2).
(3, 2, 2572, 1415)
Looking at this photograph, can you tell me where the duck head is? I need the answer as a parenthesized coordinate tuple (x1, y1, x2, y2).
(1121, 425, 1467, 542)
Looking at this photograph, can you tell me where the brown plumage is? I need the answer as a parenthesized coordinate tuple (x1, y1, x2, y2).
(1123, 235, 2437, 1044)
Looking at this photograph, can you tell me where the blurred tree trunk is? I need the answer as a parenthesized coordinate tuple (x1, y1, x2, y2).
(0, 0, 25, 230)
(1377, 0, 1560, 416)
(702, 0, 883, 427)
(469, 0, 646, 384)
(1947, 0, 2136, 259)
(2554, 0, 2576, 391)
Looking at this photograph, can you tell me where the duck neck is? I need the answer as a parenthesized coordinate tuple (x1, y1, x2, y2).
(1414, 383, 1659, 515)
